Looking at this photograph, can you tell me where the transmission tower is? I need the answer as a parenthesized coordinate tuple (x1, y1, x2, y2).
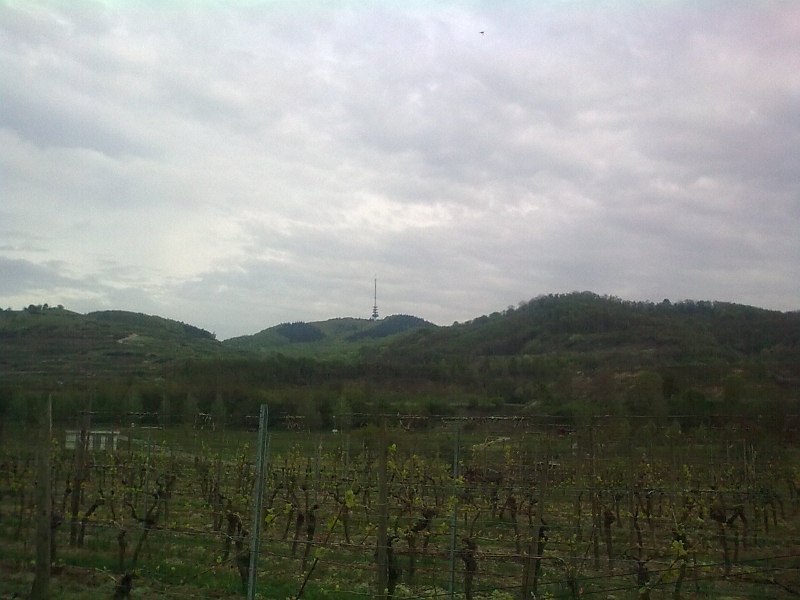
(371, 277, 379, 320)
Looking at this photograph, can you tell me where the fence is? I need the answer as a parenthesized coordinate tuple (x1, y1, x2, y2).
(1, 410, 799, 599)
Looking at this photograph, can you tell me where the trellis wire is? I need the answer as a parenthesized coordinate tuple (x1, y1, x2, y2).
(2, 411, 799, 599)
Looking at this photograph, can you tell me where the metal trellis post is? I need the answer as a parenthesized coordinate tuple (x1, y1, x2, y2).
(248, 404, 269, 600)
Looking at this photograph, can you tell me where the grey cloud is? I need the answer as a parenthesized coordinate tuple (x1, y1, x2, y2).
(1, 2, 798, 339)
(0, 81, 153, 157)
(0, 257, 82, 296)
(0, 5, 155, 157)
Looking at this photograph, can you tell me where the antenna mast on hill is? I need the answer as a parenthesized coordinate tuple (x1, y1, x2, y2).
(371, 277, 379, 320)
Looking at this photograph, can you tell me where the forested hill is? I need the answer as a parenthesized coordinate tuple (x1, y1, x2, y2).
(374, 292, 800, 378)
(224, 314, 436, 357)
(2, 295, 799, 382)
(1, 294, 799, 428)
(0, 305, 228, 381)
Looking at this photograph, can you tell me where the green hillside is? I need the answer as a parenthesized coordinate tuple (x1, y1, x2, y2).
(1, 294, 798, 429)
(224, 314, 436, 358)
(0, 304, 230, 383)
(364, 292, 800, 420)
(379, 292, 800, 365)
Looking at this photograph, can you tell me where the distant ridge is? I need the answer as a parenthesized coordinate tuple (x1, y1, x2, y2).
(2, 294, 798, 396)
(375, 292, 800, 369)
(224, 314, 437, 357)
(89, 309, 216, 340)
(0, 305, 227, 381)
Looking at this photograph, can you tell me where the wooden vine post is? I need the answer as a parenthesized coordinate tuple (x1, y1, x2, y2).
(532, 434, 550, 595)
(449, 425, 461, 600)
(69, 405, 91, 546)
(376, 417, 389, 597)
(31, 394, 52, 600)
(521, 430, 550, 600)
(628, 432, 636, 552)
(590, 416, 600, 570)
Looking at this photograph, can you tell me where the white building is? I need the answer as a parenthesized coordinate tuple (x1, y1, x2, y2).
(64, 429, 127, 452)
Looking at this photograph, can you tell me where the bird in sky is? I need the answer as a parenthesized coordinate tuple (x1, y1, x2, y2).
(480, 31, 484, 35)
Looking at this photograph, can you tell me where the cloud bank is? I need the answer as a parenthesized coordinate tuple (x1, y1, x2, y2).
(1, 1, 798, 338)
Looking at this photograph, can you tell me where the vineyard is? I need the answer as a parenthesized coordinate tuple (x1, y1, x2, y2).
(2, 412, 800, 599)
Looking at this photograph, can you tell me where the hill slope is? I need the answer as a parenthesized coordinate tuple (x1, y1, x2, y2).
(379, 293, 800, 364)
(369, 293, 800, 409)
(2, 295, 798, 423)
(224, 314, 436, 358)
(0, 305, 229, 382)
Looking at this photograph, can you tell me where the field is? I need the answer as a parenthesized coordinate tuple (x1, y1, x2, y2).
(1, 414, 799, 600)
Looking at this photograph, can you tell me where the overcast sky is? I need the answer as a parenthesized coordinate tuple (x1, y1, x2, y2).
(1, 1, 798, 339)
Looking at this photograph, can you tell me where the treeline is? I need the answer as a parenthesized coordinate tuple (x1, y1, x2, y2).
(347, 314, 434, 341)
(275, 322, 325, 343)
(1, 360, 797, 439)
